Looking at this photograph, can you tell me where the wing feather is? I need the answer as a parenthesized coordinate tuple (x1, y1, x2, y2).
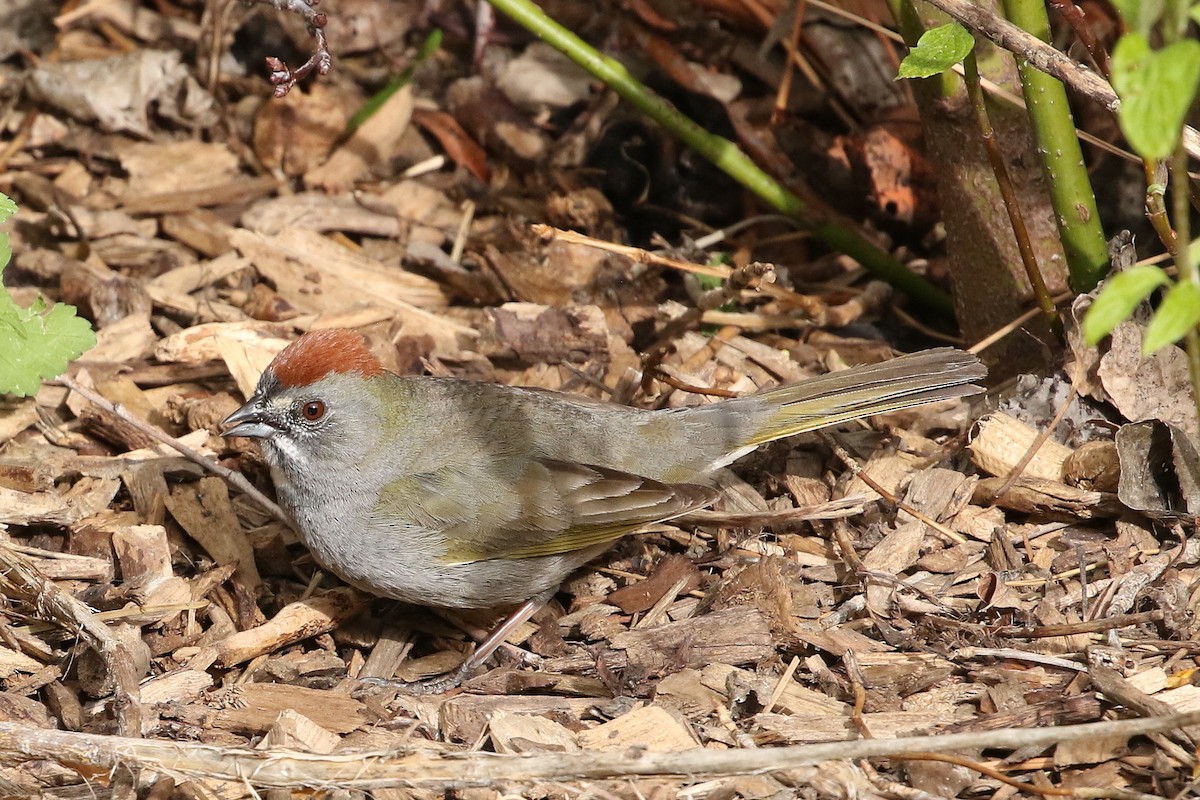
(373, 458, 717, 565)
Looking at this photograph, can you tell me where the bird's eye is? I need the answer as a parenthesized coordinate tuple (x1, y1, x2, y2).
(300, 400, 326, 422)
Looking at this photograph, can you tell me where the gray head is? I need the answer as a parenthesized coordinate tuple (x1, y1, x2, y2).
(221, 329, 386, 476)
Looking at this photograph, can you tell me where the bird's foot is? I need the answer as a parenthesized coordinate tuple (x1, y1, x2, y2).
(354, 660, 474, 696)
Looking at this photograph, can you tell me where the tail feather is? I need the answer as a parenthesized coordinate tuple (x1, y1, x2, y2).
(741, 347, 986, 446)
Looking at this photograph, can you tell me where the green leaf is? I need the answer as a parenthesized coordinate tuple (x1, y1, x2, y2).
(0, 194, 16, 224)
(897, 23, 974, 80)
(0, 199, 97, 397)
(1082, 265, 1171, 344)
(1111, 34, 1200, 159)
(1113, 0, 1164, 37)
(0, 192, 11, 271)
(1143, 281, 1200, 354)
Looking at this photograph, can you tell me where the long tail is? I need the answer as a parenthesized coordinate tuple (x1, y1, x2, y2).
(737, 347, 986, 446)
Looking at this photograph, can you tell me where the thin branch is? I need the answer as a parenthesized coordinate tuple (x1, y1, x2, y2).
(253, 0, 331, 96)
(0, 712, 1197, 789)
(963, 47, 1056, 321)
(55, 374, 289, 526)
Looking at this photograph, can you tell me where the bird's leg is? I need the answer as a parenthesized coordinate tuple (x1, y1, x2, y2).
(356, 596, 547, 695)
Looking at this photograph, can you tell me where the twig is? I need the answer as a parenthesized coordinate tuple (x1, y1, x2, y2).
(969, 292, 1074, 354)
(996, 610, 1164, 639)
(955, 646, 1086, 672)
(1046, 0, 1110, 76)
(55, 374, 289, 526)
(533, 224, 826, 318)
(253, 0, 331, 96)
(763, 655, 800, 714)
(818, 432, 968, 546)
(0, 712, 1198, 789)
(652, 369, 740, 399)
(963, 48, 1056, 321)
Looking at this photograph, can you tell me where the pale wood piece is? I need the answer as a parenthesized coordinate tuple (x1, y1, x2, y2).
(305, 85, 414, 192)
(205, 588, 368, 668)
(154, 321, 290, 366)
(607, 608, 775, 672)
(0, 647, 43, 678)
(172, 684, 365, 735)
(487, 710, 579, 754)
(970, 412, 1073, 481)
(145, 253, 252, 321)
(439, 695, 597, 744)
(111, 524, 192, 625)
(242, 193, 403, 238)
(161, 209, 236, 257)
(140, 669, 214, 707)
(752, 708, 974, 744)
(229, 226, 452, 313)
(576, 705, 698, 752)
(215, 335, 282, 400)
(75, 312, 157, 365)
(260, 709, 341, 754)
(0, 543, 112, 582)
(0, 478, 121, 527)
(973, 477, 1123, 519)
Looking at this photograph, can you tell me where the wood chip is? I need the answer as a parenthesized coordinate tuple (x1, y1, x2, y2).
(608, 608, 774, 672)
(207, 587, 367, 668)
(164, 477, 261, 596)
(488, 710, 580, 754)
(576, 705, 698, 752)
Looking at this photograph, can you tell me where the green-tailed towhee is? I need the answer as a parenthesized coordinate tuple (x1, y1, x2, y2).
(223, 328, 986, 691)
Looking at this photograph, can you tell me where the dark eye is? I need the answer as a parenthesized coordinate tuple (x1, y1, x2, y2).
(300, 400, 326, 422)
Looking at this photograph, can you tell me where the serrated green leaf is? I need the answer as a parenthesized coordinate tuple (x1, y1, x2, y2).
(0, 299, 97, 396)
(897, 23, 974, 80)
(1082, 265, 1171, 344)
(1113, 0, 1164, 37)
(1112, 34, 1200, 159)
(0, 198, 95, 395)
(1143, 281, 1200, 354)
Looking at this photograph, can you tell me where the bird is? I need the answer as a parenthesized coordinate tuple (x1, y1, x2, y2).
(223, 328, 986, 692)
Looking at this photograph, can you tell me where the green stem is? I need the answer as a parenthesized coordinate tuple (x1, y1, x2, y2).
(1000, 0, 1108, 292)
(1162, 0, 1200, 418)
(486, 0, 955, 317)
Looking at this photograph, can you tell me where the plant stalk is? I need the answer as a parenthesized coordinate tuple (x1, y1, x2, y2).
(1000, 0, 1108, 292)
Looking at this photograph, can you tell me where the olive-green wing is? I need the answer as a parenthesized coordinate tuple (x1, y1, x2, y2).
(373, 458, 717, 565)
